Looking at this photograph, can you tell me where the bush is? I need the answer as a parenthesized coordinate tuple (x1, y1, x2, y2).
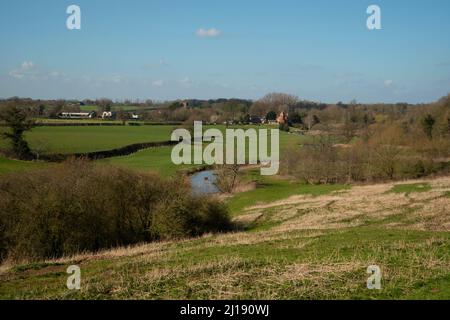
(0, 160, 232, 262)
(278, 123, 290, 132)
(283, 136, 345, 184)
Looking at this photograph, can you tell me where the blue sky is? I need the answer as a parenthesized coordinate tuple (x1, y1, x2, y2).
(0, 0, 449, 103)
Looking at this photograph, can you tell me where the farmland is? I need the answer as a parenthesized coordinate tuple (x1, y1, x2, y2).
(0, 124, 307, 174)
(103, 146, 197, 176)
(0, 125, 175, 154)
(0, 156, 48, 174)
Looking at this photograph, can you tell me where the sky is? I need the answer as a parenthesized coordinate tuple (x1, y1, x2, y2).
(0, 0, 449, 103)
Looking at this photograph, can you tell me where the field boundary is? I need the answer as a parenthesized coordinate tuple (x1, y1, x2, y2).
(0, 121, 183, 127)
(39, 140, 178, 162)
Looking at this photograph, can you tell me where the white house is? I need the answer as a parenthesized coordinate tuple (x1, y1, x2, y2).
(102, 111, 113, 119)
(59, 112, 95, 119)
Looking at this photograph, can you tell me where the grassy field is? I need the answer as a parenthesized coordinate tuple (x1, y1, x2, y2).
(0, 125, 175, 154)
(226, 169, 349, 215)
(389, 183, 432, 195)
(103, 146, 198, 176)
(0, 124, 308, 154)
(104, 126, 309, 174)
(0, 124, 307, 176)
(0, 157, 48, 174)
(1, 176, 449, 299)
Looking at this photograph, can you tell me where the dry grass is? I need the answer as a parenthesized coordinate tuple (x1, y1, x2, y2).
(239, 176, 450, 233)
(1, 175, 450, 299)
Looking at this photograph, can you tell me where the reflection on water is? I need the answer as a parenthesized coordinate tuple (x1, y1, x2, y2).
(190, 170, 219, 195)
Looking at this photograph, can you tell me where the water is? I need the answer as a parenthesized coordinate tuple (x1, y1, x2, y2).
(190, 170, 220, 195)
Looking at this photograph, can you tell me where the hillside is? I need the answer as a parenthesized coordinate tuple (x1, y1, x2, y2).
(1, 176, 449, 299)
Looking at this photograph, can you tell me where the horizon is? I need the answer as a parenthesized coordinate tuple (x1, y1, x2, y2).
(1, 0, 450, 103)
(0, 95, 447, 106)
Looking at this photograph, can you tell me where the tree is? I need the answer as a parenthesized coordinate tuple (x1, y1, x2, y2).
(447, 116, 450, 136)
(304, 113, 320, 130)
(215, 164, 240, 193)
(284, 136, 342, 184)
(0, 105, 35, 160)
(48, 100, 65, 118)
(368, 125, 404, 180)
(117, 108, 129, 125)
(97, 99, 113, 112)
(259, 93, 298, 108)
(421, 114, 436, 139)
(266, 111, 277, 121)
(289, 112, 303, 124)
(239, 113, 251, 124)
(169, 101, 182, 111)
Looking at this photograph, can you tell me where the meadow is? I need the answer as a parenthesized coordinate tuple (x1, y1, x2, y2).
(1, 177, 449, 299)
(0, 124, 308, 174)
(0, 157, 48, 174)
(8, 125, 174, 154)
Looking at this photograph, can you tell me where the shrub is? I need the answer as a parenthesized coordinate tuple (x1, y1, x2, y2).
(0, 160, 232, 262)
(215, 165, 240, 193)
(283, 136, 345, 184)
(278, 123, 290, 132)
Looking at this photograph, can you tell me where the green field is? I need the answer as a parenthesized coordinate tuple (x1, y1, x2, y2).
(389, 183, 432, 195)
(105, 126, 308, 174)
(103, 146, 198, 176)
(1, 124, 307, 154)
(0, 157, 48, 174)
(0, 125, 175, 154)
(0, 124, 308, 175)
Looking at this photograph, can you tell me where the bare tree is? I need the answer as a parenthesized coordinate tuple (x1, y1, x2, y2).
(215, 164, 240, 193)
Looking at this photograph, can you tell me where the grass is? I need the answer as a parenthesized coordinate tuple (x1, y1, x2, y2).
(227, 169, 349, 215)
(0, 124, 307, 176)
(102, 146, 197, 176)
(1, 175, 449, 299)
(389, 183, 432, 195)
(33, 118, 121, 124)
(0, 125, 175, 154)
(0, 156, 48, 174)
(103, 125, 309, 174)
(0, 123, 308, 155)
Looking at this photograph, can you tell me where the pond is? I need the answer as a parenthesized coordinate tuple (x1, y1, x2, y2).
(190, 170, 220, 195)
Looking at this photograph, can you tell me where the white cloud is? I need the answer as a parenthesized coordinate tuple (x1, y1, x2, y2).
(111, 75, 123, 84)
(9, 61, 67, 81)
(21, 61, 35, 69)
(143, 59, 169, 69)
(152, 80, 164, 87)
(196, 28, 221, 38)
(179, 77, 193, 88)
(384, 80, 393, 87)
(9, 61, 38, 79)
